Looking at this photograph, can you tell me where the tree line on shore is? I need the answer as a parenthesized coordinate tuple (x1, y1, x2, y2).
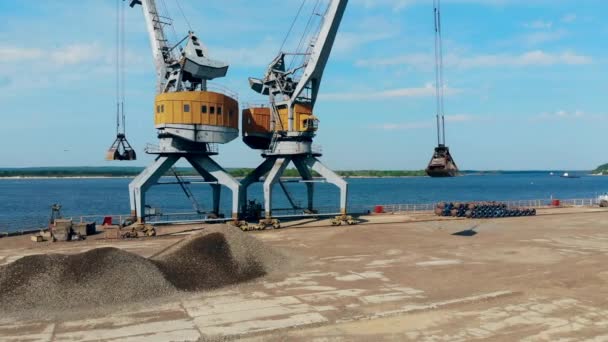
(0, 167, 427, 178)
(593, 163, 608, 175)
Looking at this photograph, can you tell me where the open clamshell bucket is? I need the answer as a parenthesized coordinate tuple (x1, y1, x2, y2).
(106, 134, 137, 161)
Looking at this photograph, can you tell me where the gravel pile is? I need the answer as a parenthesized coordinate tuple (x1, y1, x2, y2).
(0, 225, 285, 313)
(0, 248, 174, 312)
(152, 224, 285, 291)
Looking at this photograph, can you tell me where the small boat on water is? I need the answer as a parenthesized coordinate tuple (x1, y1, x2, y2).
(561, 172, 581, 179)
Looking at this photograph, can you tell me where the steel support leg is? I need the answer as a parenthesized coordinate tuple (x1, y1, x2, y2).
(263, 157, 291, 218)
(210, 184, 221, 215)
(240, 157, 277, 212)
(306, 157, 348, 215)
(187, 155, 241, 219)
(129, 155, 179, 223)
(185, 157, 218, 215)
(293, 156, 314, 211)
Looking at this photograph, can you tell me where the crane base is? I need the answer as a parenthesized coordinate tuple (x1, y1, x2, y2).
(240, 143, 348, 220)
(128, 151, 240, 223)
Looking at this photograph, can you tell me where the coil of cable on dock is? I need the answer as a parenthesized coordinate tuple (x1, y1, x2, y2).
(435, 202, 537, 219)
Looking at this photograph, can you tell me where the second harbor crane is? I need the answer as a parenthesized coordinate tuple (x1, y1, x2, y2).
(240, 0, 354, 226)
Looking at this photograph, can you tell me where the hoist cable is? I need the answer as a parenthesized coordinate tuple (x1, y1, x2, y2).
(175, 0, 192, 32)
(433, 0, 443, 145)
(159, 0, 179, 51)
(279, 0, 307, 54)
(115, 0, 120, 136)
(121, 0, 126, 134)
(289, 0, 322, 71)
(437, 0, 446, 145)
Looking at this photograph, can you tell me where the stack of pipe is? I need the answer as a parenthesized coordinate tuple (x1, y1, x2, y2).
(435, 202, 536, 219)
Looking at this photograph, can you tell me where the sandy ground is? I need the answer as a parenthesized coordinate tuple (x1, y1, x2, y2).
(1, 207, 608, 341)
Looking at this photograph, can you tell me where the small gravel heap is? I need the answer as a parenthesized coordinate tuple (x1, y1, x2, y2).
(0, 248, 174, 312)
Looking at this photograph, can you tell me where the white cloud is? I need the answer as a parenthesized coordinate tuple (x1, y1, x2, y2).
(213, 38, 279, 68)
(353, 0, 561, 12)
(521, 30, 567, 45)
(372, 114, 477, 131)
(0, 43, 106, 67)
(0, 43, 149, 96)
(0, 47, 44, 62)
(372, 122, 431, 131)
(523, 20, 553, 29)
(320, 83, 461, 101)
(334, 31, 394, 54)
(50, 44, 99, 66)
(355, 0, 415, 12)
(533, 109, 586, 121)
(357, 50, 593, 69)
(562, 13, 577, 23)
(529, 109, 608, 123)
(446, 114, 474, 122)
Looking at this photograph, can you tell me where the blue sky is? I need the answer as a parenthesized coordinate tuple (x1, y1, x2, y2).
(0, 0, 606, 170)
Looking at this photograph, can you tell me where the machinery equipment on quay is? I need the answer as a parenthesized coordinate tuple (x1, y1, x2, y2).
(426, 0, 459, 177)
(240, 0, 354, 228)
(127, 0, 241, 223)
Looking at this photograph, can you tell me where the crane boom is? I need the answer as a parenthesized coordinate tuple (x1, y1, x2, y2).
(291, 0, 347, 107)
(129, 0, 171, 92)
(129, 0, 229, 94)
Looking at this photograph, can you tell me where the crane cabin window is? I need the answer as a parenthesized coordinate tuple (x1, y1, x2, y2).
(217, 106, 222, 115)
(210, 106, 215, 114)
(156, 105, 160, 113)
(202, 105, 207, 114)
(183, 104, 190, 112)
(161, 104, 164, 113)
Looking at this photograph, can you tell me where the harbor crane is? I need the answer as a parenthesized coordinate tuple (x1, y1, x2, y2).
(240, 0, 354, 226)
(426, 0, 459, 177)
(127, 0, 241, 223)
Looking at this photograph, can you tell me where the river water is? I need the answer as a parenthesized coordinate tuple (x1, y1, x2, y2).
(1, 172, 606, 232)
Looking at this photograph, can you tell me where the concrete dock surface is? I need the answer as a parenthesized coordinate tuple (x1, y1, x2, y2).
(1, 207, 608, 341)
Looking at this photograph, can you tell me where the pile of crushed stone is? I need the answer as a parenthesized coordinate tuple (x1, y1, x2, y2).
(0, 248, 173, 312)
(152, 224, 284, 291)
(0, 224, 285, 313)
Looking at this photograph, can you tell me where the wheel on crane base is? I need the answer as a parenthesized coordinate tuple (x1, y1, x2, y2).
(231, 220, 251, 231)
(331, 215, 358, 226)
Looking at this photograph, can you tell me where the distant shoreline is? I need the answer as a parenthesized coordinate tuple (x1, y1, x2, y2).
(0, 167, 428, 179)
(0, 168, 595, 179)
(0, 175, 427, 180)
(0, 176, 135, 179)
